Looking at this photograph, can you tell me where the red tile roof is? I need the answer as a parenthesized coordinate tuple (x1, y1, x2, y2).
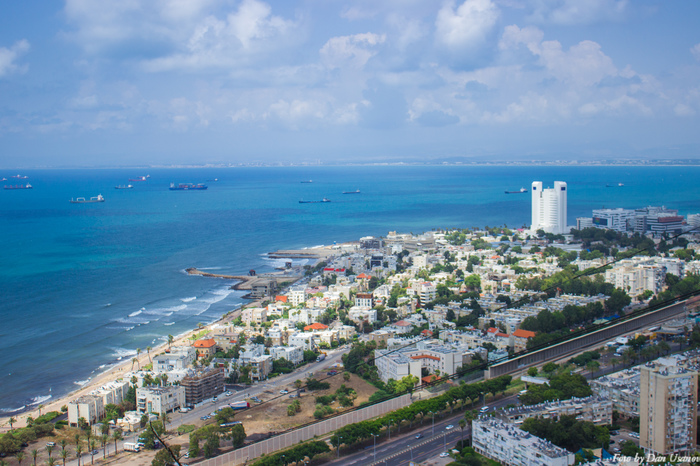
(513, 329, 536, 339)
(193, 338, 216, 348)
(275, 295, 288, 302)
(304, 323, 329, 331)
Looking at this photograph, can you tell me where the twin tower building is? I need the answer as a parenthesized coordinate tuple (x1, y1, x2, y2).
(531, 181, 568, 235)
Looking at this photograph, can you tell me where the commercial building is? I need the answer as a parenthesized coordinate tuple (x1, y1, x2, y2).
(472, 418, 574, 466)
(640, 361, 698, 455)
(531, 181, 567, 235)
(136, 386, 185, 415)
(180, 368, 225, 405)
(591, 208, 635, 233)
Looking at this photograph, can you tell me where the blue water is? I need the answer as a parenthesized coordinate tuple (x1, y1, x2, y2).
(1, 165, 699, 412)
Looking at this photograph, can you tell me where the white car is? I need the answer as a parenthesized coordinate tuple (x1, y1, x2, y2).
(445, 425, 454, 430)
(440, 452, 450, 458)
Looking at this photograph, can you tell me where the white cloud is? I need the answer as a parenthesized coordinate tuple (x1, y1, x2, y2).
(674, 103, 695, 117)
(692, 43, 700, 61)
(435, 0, 499, 50)
(500, 25, 617, 86)
(0, 40, 30, 77)
(578, 95, 651, 117)
(527, 0, 628, 25)
(320, 33, 386, 69)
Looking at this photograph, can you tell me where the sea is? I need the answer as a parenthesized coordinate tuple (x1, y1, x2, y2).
(1, 164, 699, 413)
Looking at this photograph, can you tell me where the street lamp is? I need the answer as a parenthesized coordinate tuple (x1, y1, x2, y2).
(430, 411, 435, 437)
(336, 436, 342, 458)
(372, 433, 377, 463)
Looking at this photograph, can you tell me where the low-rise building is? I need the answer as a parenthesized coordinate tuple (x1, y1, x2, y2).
(89, 380, 130, 407)
(136, 386, 185, 415)
(68, 395, 104, 427)
(495, 396, 612, 426)
(241, 307, 267, 326)
(269, 345, 304, 365)
(155, 346, 197, 373)
(193, 338, 217, 359)
(472, 418, 574, 466)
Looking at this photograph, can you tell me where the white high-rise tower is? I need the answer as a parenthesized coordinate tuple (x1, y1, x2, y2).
(531, 181, 567, 234)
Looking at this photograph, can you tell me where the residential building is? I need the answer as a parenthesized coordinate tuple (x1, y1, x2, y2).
(288, 332, 315, 351)
(355, 293, 373, 308)
(241, 307, 267, 325)
(136, 386, 185, 415)
(89, 380, 130, 407)
(590, 368, 640, 417)
(531, 181, 568, 235)
(68, 395, 104, 427)
(495, 396, 612, 426)
(348, 307, 377, 323)
(640, 361, 698, 455)
(269, 345, 304, 365)
(288, 286, 307, 306)
(180, 368, 225, 405)
(472, 418, 574, 466)
(250, 355, 273, 381)
(193, 338, 217, 359)
(155, 346, 197, 373)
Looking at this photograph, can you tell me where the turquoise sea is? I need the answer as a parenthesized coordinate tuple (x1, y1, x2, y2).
(1, 165, 699, 412)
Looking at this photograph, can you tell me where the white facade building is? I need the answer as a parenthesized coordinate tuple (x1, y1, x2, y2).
(136, 386, 186, 415)
(531, 181, 568, 234)
(269, 345, 304, 365)
(68, 395, 105, 427)
(592, 208, 635, 233)
(472, 418, 574, 466)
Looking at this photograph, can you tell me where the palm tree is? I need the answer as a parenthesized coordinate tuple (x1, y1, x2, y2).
(31, 449, 38, 466)
(46, 445, 53, 459)
(167, 334, 174, 350)
(101, 434, 108, 459)
(59, 449, 68, 466)
(8, 416, 16, 430)
(46, 459, 57, 466)
(131, 357, 138, 371)
(76, 445, 83, 466)
(38, 404, 44, 416)
(658, 340, 671, 355)
(90, 439, 96, 465)
(294, 379, 303, 395)
(112, 430, 123, 455)
(586, 360, 600, 379)
(136, 348, 142, 369)
(161, 373, 168, 387)
(459, 419, 467, 446)
(60, 439, 67, 452)
(15, 452, 24, 466)
(160, 412, 170, 432)
(147, 346, 152, 364)
(610, 357, 619, 371)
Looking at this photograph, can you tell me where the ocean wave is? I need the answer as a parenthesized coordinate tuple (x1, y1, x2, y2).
(181, 296, 197, 303)
(110, 347, 137, 359)
(198, 267, 223, 270)
(143, 304, 186, 316)
(129, 310, 143, 317)
(163, 322, 175, 326)
(0, 405, 26, 414)
(29, 394, 53, 405)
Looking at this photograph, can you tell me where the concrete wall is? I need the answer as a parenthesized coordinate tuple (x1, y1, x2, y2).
(198, 394, 412, 466)
(487, 301, 686, 379)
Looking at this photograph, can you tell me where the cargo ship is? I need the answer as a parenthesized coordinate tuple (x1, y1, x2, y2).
(301, 180, 313, 183)
(129, 175, 149, 181)
(169, 183, 207, 190)
(4, 184, 32, 189)
(11, 174, 28, 179)
(505, 187, 527, 194)
(342, 189, 360, 194)
(299, 198, 330, 203)
(115, 184, 133, 189)
(70, 194, 105, 203)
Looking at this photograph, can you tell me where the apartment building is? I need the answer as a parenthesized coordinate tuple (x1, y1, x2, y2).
(155, 346, 197, 373)
(472, 418, 574, 466)
(136, 385, 185, 415)
(88, 380, 130, 407)
(269, 345, 304, 365)
(590, 368, 640, 417)
(68, 395, 104, 427)
(496, 396, 612, 426)
(640, 362, 698, 455)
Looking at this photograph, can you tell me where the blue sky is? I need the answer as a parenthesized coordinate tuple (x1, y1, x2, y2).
(1, 0, 700, 167)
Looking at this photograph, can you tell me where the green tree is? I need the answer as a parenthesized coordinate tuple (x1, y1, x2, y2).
(151, 445, 181, 466)
(527, 367, 538, 377)
(111, 430, 122, 455)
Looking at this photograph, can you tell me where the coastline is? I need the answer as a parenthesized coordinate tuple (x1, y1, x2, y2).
(0, 245, 336, 430)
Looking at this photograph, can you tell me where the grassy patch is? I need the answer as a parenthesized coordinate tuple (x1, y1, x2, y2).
(177, 424, 197, 435)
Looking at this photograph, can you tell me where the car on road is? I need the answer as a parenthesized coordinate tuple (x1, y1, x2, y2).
(415, 434, 423, 439)
(91, 450, 99, 455)
(440, 452, 450, 458)
(46, 442, 56, 447)
(212, 396, 218, 402)
(480, 406, 490, 413)
(225, 391, 232, 397)
(289, 394, 298, 398)
(280, 389, 288, 394)
(210, 412, 216, 417)
(445, 425, 454, 430)
(200, 416, 208, 420)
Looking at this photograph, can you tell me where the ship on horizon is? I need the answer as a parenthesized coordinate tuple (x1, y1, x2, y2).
(299, 198, 330, 203)
(606, 182, 625, 187)
(342, 189, 360, 194)
(70, 194, 105, 203)
(4, 184, 32, 190)
(115, 184, 133, 189)
(11, 174, 28, 179)
(129, 175, 149, 181)
(169, 183, 207, 190)
(505, 187, 527, 194)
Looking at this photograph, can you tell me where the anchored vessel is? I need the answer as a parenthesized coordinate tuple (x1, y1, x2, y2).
(505, 187, 527, 194)
(70, 194, 105, 203)
(4, 184, 32, 189)
(299, 198, 330, 203)
(115, 184, 134, 189)
(169, 183, 208, 190)
(342, 189, 361, 194)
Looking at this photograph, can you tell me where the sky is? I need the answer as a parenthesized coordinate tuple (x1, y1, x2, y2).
(1, 0, 700, 167)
